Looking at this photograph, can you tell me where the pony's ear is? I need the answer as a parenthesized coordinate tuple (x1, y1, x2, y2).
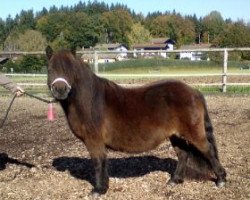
(45, 46, 53, 60)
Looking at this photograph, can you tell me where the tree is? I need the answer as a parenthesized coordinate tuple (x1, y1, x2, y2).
(212, 21, 250, 60)
(36, 7, 49, 18)
(148, 15, 195, 46)
(202, 11, 225, 43)
(19, 55, 46, 73)
(127, 23, 151, 47)
(37, 12, 103, 49)
(5, 15, 17, 36)
(185, 14, 203, 44)
(0, 19, 6, 49)
(4, 29, 47, 51)
(36, 13, 70, 42)
(101, 9, 133, 44)
(213, 21, 250, 48)
(17, 30, 47, 51)
(65, 12, 102, 48)
(3, 31, 19, 51)
(16, 10, 35, 32)
(51, 32, 70, 50)
(0, 59, 20, 73)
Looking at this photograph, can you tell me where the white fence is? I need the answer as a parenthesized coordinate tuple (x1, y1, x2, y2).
(1, 48, 250, 92)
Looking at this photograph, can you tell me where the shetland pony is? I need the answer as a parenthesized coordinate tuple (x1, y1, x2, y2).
(45, 46, 226, 195)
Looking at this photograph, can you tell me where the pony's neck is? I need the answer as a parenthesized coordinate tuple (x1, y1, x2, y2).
(99, 76, 125, 107)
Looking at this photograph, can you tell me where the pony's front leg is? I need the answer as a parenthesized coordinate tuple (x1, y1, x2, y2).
(92, 156, 109, 195)
(85, 136, 109, 195)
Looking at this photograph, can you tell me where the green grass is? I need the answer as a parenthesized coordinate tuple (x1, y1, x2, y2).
(97, 59, 249, 75)
(99, 66, 224, 74)
(1, 83, 249, 97)
(7, 76, 47, 83)
(2, 58, 249, 95)
(195, 86, 250, 94)
(225, 86, 250, 93)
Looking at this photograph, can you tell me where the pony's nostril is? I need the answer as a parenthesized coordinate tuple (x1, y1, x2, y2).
(57, 87, 64, 94)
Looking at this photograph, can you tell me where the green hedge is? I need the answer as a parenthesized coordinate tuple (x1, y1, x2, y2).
(97, 58, 246, 72)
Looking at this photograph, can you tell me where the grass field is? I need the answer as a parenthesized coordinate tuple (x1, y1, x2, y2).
(97, 58, 250, 74)
(2, 59, 250, 95)
(98, 65, 245, 74)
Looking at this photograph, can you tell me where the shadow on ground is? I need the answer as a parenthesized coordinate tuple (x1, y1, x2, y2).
(0, 153, 35, 170)
(53, 156, 177, 186)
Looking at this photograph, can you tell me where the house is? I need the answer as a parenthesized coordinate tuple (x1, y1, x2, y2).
(94, 43, 128, 58)
(81, 53, 123, 63)
(132, 38, 175, 58)
(81, 43, 128, 63)
(179, 43, 211, 61)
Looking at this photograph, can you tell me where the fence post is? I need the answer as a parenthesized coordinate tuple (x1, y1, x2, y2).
(94, 51, 98, 73)
(222, 49, 228, 92)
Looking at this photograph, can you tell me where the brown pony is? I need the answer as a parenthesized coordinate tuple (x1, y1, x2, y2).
(45, 47, 226, 195)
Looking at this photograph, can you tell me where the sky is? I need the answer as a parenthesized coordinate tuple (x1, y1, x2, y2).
(0, 0, 249, 22)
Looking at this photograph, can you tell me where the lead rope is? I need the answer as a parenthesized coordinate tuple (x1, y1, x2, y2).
(0, 94, 17, 129)
(0, 92, 56, 129)
(24, 92, 56, 104)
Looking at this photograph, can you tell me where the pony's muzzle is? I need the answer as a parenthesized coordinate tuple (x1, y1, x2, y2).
(51, 78, 71, 100)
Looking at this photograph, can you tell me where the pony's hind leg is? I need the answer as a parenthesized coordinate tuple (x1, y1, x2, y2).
(202, 142, 226, 187)
(168, 135, 189, 186)
(192, 137, 226, 187)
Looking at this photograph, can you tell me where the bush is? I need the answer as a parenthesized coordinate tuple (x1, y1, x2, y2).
(241, 51, 250, 60)
(0, 60, 21, 73)
(207, 52, 223, 63)
(19, 55, 47, 73)
(1, 55, 47, 73)
(228, 52, 242, 61)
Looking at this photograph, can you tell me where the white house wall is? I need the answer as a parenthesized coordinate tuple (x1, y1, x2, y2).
(180, 52, 202, 61)
(114, 46, 128, 57)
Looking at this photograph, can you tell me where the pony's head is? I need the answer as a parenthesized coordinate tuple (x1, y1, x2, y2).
(45, 46, 76, 100)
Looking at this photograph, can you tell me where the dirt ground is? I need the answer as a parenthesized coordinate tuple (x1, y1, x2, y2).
(0, 94, 249, 200)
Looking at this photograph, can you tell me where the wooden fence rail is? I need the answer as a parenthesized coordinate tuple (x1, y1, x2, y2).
(2, 48, 250, 92)
(6, 73, 250, 88)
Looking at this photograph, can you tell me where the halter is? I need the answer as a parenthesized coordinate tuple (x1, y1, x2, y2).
(51, 77, 72, 89)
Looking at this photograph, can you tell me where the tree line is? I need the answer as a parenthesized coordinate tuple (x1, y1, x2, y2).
(0, 0, 250, 52)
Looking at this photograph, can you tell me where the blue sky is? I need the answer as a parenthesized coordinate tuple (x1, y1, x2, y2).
(0, 0, 249, 22)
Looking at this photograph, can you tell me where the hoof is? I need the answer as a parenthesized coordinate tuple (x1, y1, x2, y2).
(167, 178, 183, 187)
(90, 187, 108, 198)
(167, 180, 177, 187)
(89, 191, 101, 199)
(216, 180, 226, 188)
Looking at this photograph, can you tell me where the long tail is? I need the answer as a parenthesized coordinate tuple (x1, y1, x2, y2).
(201, 93, 219, 160)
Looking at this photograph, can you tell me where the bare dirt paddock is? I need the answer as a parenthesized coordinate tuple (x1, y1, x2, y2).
(0, 95, 249, 200)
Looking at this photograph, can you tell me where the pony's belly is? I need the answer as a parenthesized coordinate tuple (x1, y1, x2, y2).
(102, 114, 176, 153)
(104, 129, 167, 153)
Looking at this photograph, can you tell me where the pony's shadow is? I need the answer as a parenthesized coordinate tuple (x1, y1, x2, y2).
(0, 153, 34, 170)
(52, 156, 177, 186)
